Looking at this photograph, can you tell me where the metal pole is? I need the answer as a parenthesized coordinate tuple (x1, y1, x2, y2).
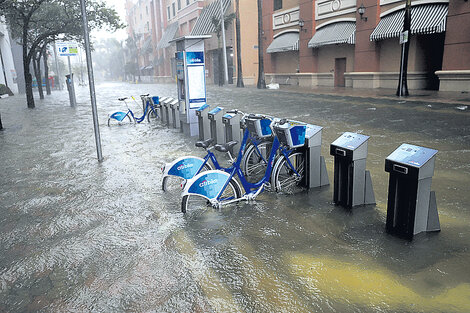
(79, 0, 103, 162)
(53, 41, 62, 90)
(219, 0, 229, 85)
(396, 0, 411, 97)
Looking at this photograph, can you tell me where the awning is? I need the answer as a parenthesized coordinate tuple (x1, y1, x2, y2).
(266, 32, 299, 54)
(191, 0, 231, 36)
(370, 3, 448, 41)
(157, 22, 179, 49)
(308, 22, 355, 48)
(141, 37, 153, 54)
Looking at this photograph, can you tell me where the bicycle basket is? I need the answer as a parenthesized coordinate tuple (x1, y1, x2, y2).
(273, 122, 306, 149)
(245, 118, 272, 138)
(151, 96, 159, 105)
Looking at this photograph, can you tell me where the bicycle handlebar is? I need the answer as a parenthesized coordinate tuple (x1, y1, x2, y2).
(140, 94, 150, 97)
(118, 97, 128, 101)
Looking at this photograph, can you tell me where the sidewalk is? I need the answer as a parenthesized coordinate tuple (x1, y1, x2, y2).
(272, 85, 470, 107)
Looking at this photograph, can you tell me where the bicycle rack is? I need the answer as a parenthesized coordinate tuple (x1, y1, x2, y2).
(330, 132, 375, 209)
(385, 144, 439, 240)
(222, 112, 241, 155)
(161, 98, 173, 126)
(196, 104, 211, 141)
(208, 107, 225, 145)
(304, 124, 330, 189)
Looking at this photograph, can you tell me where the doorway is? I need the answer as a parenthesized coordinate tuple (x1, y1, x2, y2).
(334, 58, 346, 87)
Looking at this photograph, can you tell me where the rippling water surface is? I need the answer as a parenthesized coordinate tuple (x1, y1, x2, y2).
(1, 82, 469, 312)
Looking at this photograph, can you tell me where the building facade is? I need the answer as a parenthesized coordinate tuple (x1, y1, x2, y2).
(263, 0, 470, 92)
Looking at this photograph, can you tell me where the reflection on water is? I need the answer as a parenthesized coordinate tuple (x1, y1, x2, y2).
(0, 82, 469, 312)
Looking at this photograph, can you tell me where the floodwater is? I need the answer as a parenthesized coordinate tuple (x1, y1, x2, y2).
(1, 82, 469, 312)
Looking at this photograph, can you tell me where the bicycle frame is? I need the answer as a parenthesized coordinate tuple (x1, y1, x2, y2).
(162, 128, 269, 182)
(182, 128, 301, 205)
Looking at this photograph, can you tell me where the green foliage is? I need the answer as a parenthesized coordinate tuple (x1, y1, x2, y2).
(0, 84, 14, 96)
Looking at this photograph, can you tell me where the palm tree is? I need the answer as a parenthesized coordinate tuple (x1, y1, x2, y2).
(257, 0, 266, 89)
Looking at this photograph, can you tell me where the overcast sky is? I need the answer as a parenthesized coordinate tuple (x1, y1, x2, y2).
(92, 0, 128, 42)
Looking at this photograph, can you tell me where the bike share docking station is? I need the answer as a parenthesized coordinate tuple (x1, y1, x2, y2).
(172, 35, 211, 137)
(222, 112, 241, 155)
(169, 98, 180, 129)
(273, 121, 329, 189)
(330, 132, 375, 209)
(196, 103, 211, 141)
(161, 97, 173, 126)
(385, 144, 440, 240)
(208, 107, 226, 144)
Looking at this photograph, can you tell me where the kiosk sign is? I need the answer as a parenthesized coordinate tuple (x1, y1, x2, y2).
(57, 42, 78, 56)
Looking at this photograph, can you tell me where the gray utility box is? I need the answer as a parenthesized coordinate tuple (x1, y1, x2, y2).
(169, 99, 180, 129)
(330, 132, 375, 209)
(385, 143, 440, 240)
(222, 112, 241, 155)
(208, 107, 225, 145)
(161, 97, 173, 126)
(196, 103, 211, 141)
(304, 124, 329, 189)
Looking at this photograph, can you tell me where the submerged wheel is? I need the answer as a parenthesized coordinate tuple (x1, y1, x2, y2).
(181, 178, 241, 213)
(147, 109, 159, 123)
(272, 152, 306, 194)
(162, 163, 212, 192)
(241, 141, 272, 183)
(107, 115, 132, 126)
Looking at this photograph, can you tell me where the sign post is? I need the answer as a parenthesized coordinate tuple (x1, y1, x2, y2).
(57, 42, 78, 106)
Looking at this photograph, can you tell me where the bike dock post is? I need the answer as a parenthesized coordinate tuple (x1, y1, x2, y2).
(170, 99, 180, 129)
(196, 104, 211, 141)
(161, 98, 172, 126)
(385, 144, 440, 240)
(304, 124, 329, 189)
(222, 112, 241, 155)
(330, 132, 375, 209)
(208, 107, 226, 145)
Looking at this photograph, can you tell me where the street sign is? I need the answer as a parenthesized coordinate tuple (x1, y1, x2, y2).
(399, 31, 409, 45)
(57, 42, 78, 56)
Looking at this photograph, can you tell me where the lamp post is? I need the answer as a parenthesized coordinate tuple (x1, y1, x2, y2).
(397, 0, 411, 97)
(79, 0, 103, 162)
(219, 0, 229, 85)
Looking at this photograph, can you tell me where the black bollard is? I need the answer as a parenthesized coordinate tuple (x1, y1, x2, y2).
(0, 113, 3, 130)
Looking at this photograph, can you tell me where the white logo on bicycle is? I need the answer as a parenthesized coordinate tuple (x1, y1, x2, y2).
(199, 179, 217, 188)
(177, 163, 194, 171)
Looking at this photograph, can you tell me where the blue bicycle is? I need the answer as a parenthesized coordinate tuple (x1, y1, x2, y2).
(108, 94, 160, 126)
(180, 117, 307, 213)
(161, 111, 276, 192)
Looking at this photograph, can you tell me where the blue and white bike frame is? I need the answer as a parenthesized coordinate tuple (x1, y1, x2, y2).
(162, 129, 270, 183)
(182, 130, 300, 207)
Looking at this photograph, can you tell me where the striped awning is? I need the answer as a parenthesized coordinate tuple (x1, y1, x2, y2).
(191, 0, 231, 36)
(142, 37, 153, 54)
(308, 22, 356, 48)
(157, 22, 179, 50)
(266, 32, 299, 54)
(370, 3, 448, 41)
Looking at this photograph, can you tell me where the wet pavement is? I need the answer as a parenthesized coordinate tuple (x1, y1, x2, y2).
(1, 82, 470, 312)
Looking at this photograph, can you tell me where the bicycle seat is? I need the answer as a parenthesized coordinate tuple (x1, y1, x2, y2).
(214, 141, 238, 153)
(118, 97, 128, 101)
(140, 94, 150, 97)
(195, 138, 214, 149)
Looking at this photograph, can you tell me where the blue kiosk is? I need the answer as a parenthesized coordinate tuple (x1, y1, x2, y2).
(171, 35, 211, 137)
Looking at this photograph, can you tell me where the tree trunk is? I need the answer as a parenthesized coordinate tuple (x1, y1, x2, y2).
(43, 47, 51, 95)
(23, 32, 35, 108)
(257, 0, 266, 89)
(33, 52, 44, 100)
(235, 0, 244, 87)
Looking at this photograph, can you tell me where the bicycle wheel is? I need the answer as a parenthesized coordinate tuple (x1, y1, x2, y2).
(181, 178, 241, 213)
(242, 141, 272, 183)
(272, 152, 306, 194)
(107, 115, 132, 126)
(162, 163, 212, 192)
(147, 108, 159, 123)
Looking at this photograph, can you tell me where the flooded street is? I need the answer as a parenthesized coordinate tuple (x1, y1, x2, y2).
(1, 82, 470, 312)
